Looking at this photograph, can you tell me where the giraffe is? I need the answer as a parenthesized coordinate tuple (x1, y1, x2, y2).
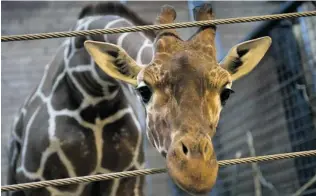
(84, 3, 272, 195)
(6, 2, 272, 196)
(7, 2, 156, 196)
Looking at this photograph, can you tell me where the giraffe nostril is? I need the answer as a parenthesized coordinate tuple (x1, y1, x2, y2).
(181, 142, 188, 155)
(204, 144, 208, 154)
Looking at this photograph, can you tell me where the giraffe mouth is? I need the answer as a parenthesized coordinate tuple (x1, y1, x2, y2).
(165, 134, 219, 195)
(166, 160, 218, 195)
(172, 178, 211, 196)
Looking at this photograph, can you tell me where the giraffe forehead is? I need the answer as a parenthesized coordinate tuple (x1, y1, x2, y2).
(155, 36, 216, 53)
(142, 39, 225, 88)
(144, 58, 228, 89)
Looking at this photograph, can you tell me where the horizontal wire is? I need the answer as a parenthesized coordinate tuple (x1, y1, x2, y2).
(1, 11, 316, 42)
(1, 150, 316, 192)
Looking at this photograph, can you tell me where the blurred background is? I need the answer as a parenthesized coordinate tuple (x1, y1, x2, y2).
(1, 1, 316, 196)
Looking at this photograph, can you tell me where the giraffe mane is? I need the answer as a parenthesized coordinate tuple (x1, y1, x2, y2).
(78, 1, 156, 41)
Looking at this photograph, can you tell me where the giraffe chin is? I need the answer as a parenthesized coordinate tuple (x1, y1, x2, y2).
(166, 148, 219, 195)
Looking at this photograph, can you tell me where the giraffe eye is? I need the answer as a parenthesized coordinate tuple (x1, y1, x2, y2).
(136, 81, 152, 104)
(220, 88, 234, 106)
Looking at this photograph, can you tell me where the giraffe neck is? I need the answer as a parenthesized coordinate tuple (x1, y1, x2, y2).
(10, 15, 152, 196)
(64, 15, 154, 102)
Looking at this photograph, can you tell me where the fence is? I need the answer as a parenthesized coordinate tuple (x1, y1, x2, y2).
(213, 2, 316, 196)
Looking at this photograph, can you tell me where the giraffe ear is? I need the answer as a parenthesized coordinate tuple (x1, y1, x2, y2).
(84, 40, 141, 86)
(220, 36, 272, 81)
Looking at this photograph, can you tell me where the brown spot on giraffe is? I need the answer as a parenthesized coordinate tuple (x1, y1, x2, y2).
(85, 3, 272, 195)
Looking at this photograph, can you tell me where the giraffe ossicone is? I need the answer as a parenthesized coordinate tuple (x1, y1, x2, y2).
(85, 3, 272, 195)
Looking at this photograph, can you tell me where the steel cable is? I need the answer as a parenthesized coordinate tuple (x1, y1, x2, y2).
(1, 11, 316, 42)
(2, 150, 316, 192)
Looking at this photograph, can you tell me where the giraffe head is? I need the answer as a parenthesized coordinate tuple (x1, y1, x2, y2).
(84, 4, 271, 194)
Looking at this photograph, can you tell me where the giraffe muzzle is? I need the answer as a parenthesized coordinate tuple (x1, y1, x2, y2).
(166, 134, 219, 195)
